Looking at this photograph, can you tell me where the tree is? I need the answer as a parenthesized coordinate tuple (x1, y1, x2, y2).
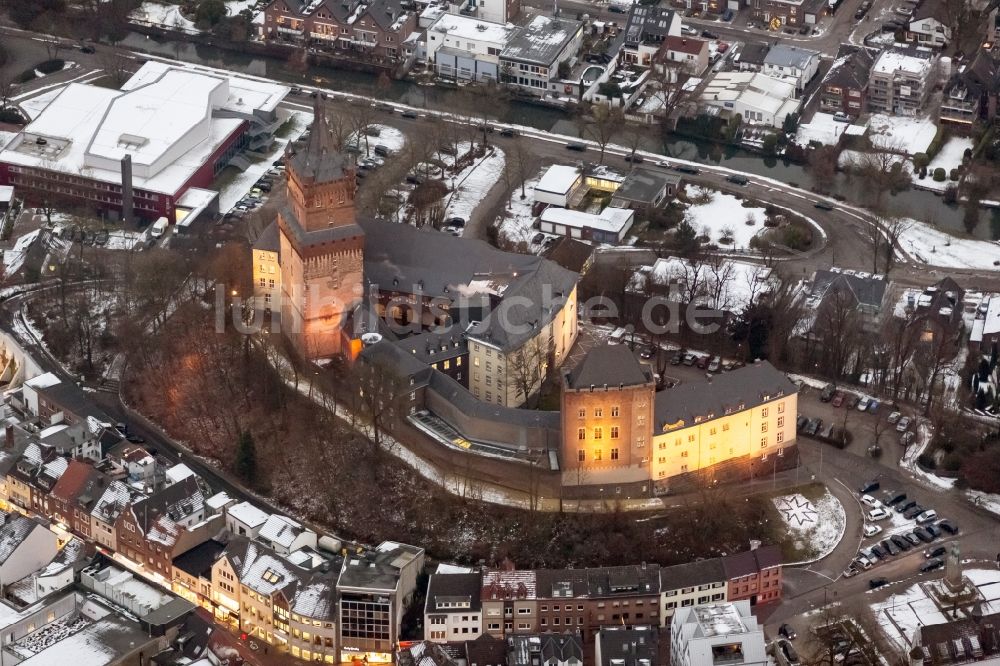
(854, 146, 911, 210)
(580, 103, 623, 164)
(2, 0, 65, 29)
(235, 430, 257, 482)
(99, 50, 133, 88)
(807, 146, 838, 193)
(650, 60, 694, 134)
(196, 0, 227, 27)
(507, 336, 550, 408)
(812, 283, 862, 378)
(350, 356, 408, 479)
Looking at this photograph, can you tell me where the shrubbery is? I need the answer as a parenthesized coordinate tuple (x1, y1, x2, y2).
(933, 167, 946, 181)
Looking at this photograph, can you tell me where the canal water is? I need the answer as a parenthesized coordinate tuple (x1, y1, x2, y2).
(119, 32, 999, 239)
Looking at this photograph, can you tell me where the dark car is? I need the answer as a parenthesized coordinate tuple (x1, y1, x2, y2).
(869, 577, 889, 590)
(566, 142, 587, 151)
(499, 128, 518, 137)
(696, 355, 710, 369)
(796, 415, 808, 432)
(445, 216, 466, 228)
(926, 524, 942, 538)
(779, 624, 797, 640)
(624, 153, 645, 163)
(820, 383, 836, 402)
(94, 229, 109, 246)
(702, 30, 720, 38)
(80, 44, 96, 54)
(914, 527, 934, 543)
(375, 102, 394, 113)
(859, 479, 880, 494)
(814, 201, 835, 211)
(126, 434, 146, 444)
(674, 165, 701, 175)
(881, 539, 900, 556)
(871, 544, 888, 559)
(884, 491, 906, 506)
(921, 557, 944, 572)
(891, 534, 911, 551)
(670, 352, 682, 365)
(903, 505, 925, 520)
(726, 174, 749, 185)
(781, 641, 799, 666)
(925, 546, 947, 559)
(937, 519, 959, 534)
(401, 110, 419, 119)
(904, 532, 922, 547)
(807, 418, 824, 436)
(896, 499, 917, 513)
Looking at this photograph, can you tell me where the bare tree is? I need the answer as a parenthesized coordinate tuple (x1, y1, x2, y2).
(580, 103, 623, 164)
(507, 336, 550, 408)
(812, 284, 862, 378)
(349, 355, 408, 479)
(807, 146, 838, 193)
(650, 59, 695, 133)
(98, 49, 132, 88)
(854, 145, 911, 210)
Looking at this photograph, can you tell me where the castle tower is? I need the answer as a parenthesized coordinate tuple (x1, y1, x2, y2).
(277, 97, 365, 359)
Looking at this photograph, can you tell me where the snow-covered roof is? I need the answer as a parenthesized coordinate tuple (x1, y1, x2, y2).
(259, 514, 308, 549)
(428, 14, 515, 45)
(123, 60, 287, 115)
(984, 296, 1000, 336)
(165, 463, 195, 485)
(763, 44, 820, 70)
(25, 373, 60, 390)
(872, 48, 934, 76)
(535, 165, 581, 196)
(501, 15, 581, 66)
(701, 71, 797, 113)
(205, 491, 232, 511)
(0, 513, 40, 564)
(0, 186, 12, 204)
(227, 501, 269, 529)
(541, 206, 634, 234)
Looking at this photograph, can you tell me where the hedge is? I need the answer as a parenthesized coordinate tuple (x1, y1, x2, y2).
(949, 168, 959, 181)
(0, 108, 26, 124)
(35, 59, 65, 75)
(16, 69, 36, 84)
(926, 126, 946, 159)
(933, 167, 946, 181)
(913, 153, 929, 169)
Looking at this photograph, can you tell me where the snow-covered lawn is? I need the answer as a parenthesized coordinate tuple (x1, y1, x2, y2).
(967, 489, 1000, 518)
(916, 137, 974, 192)
(132, 1, 200, 33)
(226, 0, 261, 15)
(867, 114, 937, 154)
(794, 113, 854, 147)
(897, 218, 1000, 270)
(497, 176, 552, 252)
(349, 124, 406, 155)
(218, 109, 310, 213)
(444, 147, 505, 228)
(104, 230, 146, 251)
(684, 185, 765, 250)
(772, 490, 846, 562)
(839, 149, 911, 172)
(2, 229, 41, 278)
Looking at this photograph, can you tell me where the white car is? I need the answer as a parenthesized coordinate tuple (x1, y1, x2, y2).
(682, 25, 698, 35)
(868, 507, 891, 521)
(857, 396, 872, 411)
(863, 523, 883, 537)
(861, 494, 882, 509)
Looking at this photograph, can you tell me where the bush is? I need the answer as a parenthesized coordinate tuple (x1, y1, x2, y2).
(912, 153, 929, 169)
(933, 167, 946, 181)
(942, 452, 963, 472)
(196, 0, 227, 27)
(926, 126, 946, 158)
(949, 168, 959, 181)
(16, 69, 36, 84)
(781, 224, 811, 250)
(943, 185, 958, 204)
(0, 108, 27, 124)
(917, 453, 937, 469)
(35, 59, 65, 75)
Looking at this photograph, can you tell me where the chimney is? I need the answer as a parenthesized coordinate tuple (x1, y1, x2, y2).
(121, 154, 134, 225)
(3, 424, 12, 449)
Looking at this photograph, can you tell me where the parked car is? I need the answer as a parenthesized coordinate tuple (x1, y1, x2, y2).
(671, 352, 683, 365)
(895, 5, 914, 15)
(896, 499, 917, 513)
(624, 153, 645, 163)
(921, 557, 944, 572)
(913, 527, 934, 543)
(916, 509, 938, 524)
(891, 534, 912, 551)
(683, 353, 697, 366)
(696, 355, 710, 369)
(861, 494, 881, 509)
(373, 144, 392, 157)
(833, 112, 852, 123)
(831, 391, 845, 407)
(869, 577, 889, 590)
(796, 415, 808, 432)
(843, 565, 858, 578)
(896, 416, 912, 432)
(925, 546, 947, 559)
(903, 505, 925, 520)
(779, 624, 797, 640)
(937, 519, 959, 534)
(888, 411, 902, 425)
(904, 532, 922, 546)
(859, 478, 880, 494)
(868, 507, 891, 521)
(926, 524, 942, 538)
(884, 491, 906, 506)
(863, 523, 883, 537)
(499, 128, 518, 137)
(708, 356, 722, 373)
(94, 229, 109, 246)
(857, 396, 871, 411)
(820, 383, 836, 402)
(854, 555, 872, 569)
(868, 399, 880, 413)
(681, 25, 698, 36)
(566, 142, 587, 151)
(806, 418, 823, 436)
(881, 539, 900, 556)
(701, 29, 720, 39)
(781, 641, 800, 666)
(401, 110, 419, 119)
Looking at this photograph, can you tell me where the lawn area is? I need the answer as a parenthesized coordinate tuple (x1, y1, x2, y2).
(762, 482, 846, 563)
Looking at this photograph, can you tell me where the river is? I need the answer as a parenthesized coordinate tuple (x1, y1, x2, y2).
(118, 32, 1000, 240)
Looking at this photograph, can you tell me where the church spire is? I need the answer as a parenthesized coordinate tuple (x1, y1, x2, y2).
(288, 95, 350, 183)
(305, 95, 332, 160)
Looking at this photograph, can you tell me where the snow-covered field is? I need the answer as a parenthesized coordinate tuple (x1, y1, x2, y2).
(898, 219, 1000, 270)
(794, 113, 855, 147)
(498, 176, 551, 251)
(444, 147, 505, 226)
(349, 124, 406, 155)
(132, 1, 200, 33)
(773, 490, 845, 562)
(684, 185, 765, 250)
(916, 137, 974, 192)
(868, 114, 937, 154)
(226, 0, 261, 15)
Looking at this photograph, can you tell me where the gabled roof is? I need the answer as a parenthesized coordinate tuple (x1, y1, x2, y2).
(659, 557, 726, 590)
(253, 220, 280, 253)
(822, 45, 875, 91)
(764, 44, 821, 70)
(565, 344, 653, 390)
(911, 0, 949, 23)
(466, 634, 507, 666)
(544, 236, 593, 274)
(173, 539, 226, 578)
(129, 475, 204, 535)
(812, 269, 887, 309)
(665, 35, 708, 55)
(738, 42, 770, 66)
(427, 573, 484, 612)
(50, 459, 105, 508)
(0, 512, 43, 565)
(596, 627, 657, 666)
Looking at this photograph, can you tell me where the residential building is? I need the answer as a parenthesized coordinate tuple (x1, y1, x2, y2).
(721, 546, 782, 605)
(39, 422, 101, 462)
(803, 268, 890, 334)
(669, 600, 766, 666)
(393, 331, 469, 387)
(337, 540, 425, 662)
(447, 0, 520, 25)
(0, 511, 59, 586)
(481, 570, 538, 637)
(595, 626, 657, 666)
(19, 372, 107, 427)
(254, 221, 281, 315)
(90, 478, 139, 552)
(908, 0, 952, 47)
(661, 36, 710, 75)
(171, 538, 226, 610)
(257, 513, 318, 556)
(610, 169, 681, 210)
(544, 237, 595, 275)
(749, 0, 826, 28)
(622, 6, 682, 66)
(940, 49, 999, 127)
(48, 458, 109, 540)
(534, 165, 583, 207)
(508, 633, 584, 666)
(263, 0, 417, 61)
(539, 207, 635, 244)
(819, 45, 874, 116)
(735, 42, 769, 72)
(659, 559, 727, 619)
(425, 14, 516, 82)
(560, 344, 656, 490)
(867, 47, 938, 116)
(4, 442, 67, 515)
(0, 62, 285, 224)
(971, 294, 1000, 352)
(762, 44, 821, 91)
(226, 500, 271, 538)
(700, 72, 800, 128)
(466, 633, 509, 666)
(499, 16, 584, 95)
(425, 572, 484, 642)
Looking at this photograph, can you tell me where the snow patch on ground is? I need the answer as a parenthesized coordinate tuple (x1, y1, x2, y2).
(444, 147, 505, 228)
(2, 229, 41, 278)
(773, 490, 846, 562)
(966, 490, 1000, 517)
(794, 113, 854, 147)
(497, 176, 557, 253)
(915, 137, 973, 192)
(867, 114, 937, 154)
(132, 2, 200, 33)
(897, 219, 1000, 270)
(349, 124, 406, 155)
(684, 185, 765, 250)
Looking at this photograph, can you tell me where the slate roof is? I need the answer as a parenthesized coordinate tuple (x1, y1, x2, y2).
(427, 370, 562, 429)
(596, 627, 657, 666)
(544, 236, 593, 274)
(427, 572, 484, 612)
(501, 15, 582, 66)
(653, 361, 796, 429)
(588, 564, 660, 597)
(624, 5, 677, 45)
(173, 539, 226, 578)
(822, 45, 875, 91)
(466, 634, 508, 666)
(508, 634, 583, 666)
(944, 49, 1000, 101)
(659, 558, 726, 591)
(811, 269, 887, 309)
(720, 545, 782, 578)
(738, 42, 770, 67)
(130, 476, 204, 536)
(393, 330, 468, 367)
(361, 339, 435, 385)
(613, 168, 679, 204)
(764, 44, 820, 70)
(0, 513, 41, 565)
(535, 568, 590, 598)
(565, 344, 653, 390)
(254, 220, 280, 253)
(288, 97, 352, 182)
